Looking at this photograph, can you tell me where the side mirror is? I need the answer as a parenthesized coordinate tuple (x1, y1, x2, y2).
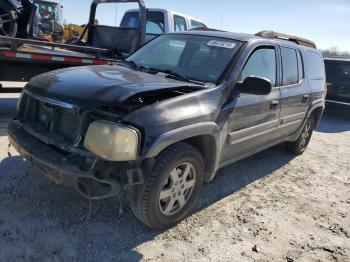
(237, 76, 272, 95)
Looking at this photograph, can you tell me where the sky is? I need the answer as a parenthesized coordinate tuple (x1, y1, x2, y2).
(59, 0, 350, 51)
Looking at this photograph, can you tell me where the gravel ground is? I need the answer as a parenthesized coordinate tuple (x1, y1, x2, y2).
(0, 93, 349, 262)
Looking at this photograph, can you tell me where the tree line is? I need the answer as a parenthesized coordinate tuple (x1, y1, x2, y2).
(322, 47, 350, 59)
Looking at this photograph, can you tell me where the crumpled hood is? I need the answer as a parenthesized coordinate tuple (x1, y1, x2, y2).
(26, 65, 200, 109)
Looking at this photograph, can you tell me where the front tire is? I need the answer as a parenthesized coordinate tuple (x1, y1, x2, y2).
(285, 116, 315, 155)
(130, 142, 204, 229)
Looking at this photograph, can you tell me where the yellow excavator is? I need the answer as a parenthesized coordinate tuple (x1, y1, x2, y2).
(63, 23, 86, 43)
(63, 20, 99, 44)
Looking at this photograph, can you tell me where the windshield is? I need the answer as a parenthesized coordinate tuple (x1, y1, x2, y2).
(126, 34, 241, 84)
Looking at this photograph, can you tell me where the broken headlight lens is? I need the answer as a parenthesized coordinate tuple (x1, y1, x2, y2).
(84, 121, 138, 161)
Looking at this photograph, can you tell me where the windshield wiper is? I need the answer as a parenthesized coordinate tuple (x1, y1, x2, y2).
(157, 69, 205, 86)
(120, 63, 206, 86)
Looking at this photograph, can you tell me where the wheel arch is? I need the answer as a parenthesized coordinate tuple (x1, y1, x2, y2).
(309, 105, 324, 127)
(144, 122, 221, 182)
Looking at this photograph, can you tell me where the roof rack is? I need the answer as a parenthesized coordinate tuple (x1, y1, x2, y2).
(189, 27, 224, 32)
(255, 30, 316, 49)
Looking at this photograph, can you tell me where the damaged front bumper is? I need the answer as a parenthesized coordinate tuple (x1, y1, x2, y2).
(7, 120, 143, 200)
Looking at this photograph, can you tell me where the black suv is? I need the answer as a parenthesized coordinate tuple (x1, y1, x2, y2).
(8, 30, 326, 229)
(325, 58, 350, 109)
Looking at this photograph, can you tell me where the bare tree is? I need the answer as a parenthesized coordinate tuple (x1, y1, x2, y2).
(322, 47, 350, 59)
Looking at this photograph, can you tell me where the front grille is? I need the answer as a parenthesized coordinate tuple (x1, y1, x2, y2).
(18, 92, 81, 144)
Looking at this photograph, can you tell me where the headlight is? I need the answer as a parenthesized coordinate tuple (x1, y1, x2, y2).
(84, 121, 139, 161)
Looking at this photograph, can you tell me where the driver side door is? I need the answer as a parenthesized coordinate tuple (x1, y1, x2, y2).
(221, 46, 282, 163)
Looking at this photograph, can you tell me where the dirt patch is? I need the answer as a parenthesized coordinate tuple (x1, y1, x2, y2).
(0, 95, 349, 261)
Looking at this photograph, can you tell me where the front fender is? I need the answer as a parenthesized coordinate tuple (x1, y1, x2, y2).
(145, 122, 220, 158)
(144, 122, 221, 182)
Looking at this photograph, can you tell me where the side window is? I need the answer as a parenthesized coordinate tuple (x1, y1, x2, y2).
(306, 51, 325, 80)
(174, 15, 187, 31)
(120, 12, 139, 28)
(297, 51, 304, 81)
(191, 20, 205, 29)
(242, 48, 276, 87)
(281, 47, 298, 85)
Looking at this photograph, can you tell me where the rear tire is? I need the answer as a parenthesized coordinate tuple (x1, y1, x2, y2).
(0, 10, 18, 37)
(130, 142, 204, 229)
(285, 116, 315, 155)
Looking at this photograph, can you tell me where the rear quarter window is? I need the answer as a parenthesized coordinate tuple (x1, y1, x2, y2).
(306, 51, 325, 80)
(191, 20, 206, 29)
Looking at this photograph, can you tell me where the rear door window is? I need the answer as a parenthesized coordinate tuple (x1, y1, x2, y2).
(242, 48, 277, 87)
(281, 47, 299, 85)
(174, 15, 187, 31)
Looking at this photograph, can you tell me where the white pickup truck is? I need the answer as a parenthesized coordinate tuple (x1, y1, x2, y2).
(121, 8, 207, 42)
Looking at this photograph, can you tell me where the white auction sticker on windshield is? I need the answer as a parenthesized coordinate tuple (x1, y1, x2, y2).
(207, 40, 236, 49)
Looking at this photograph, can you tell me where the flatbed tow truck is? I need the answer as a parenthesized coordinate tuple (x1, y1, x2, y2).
(0, 35, 111, 82)
(0, 0, 147, 84)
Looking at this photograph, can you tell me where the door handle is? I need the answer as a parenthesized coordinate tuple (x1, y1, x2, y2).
(270, 100, 279, 109)
(302, 95, 310, 103)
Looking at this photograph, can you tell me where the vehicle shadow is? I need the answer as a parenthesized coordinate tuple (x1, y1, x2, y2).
(0, 144, 295, 261)
(316, 109, 350, 133)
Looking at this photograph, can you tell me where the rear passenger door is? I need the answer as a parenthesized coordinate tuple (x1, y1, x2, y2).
(277, 46, 311, 137)
(222, 46, 282, 162)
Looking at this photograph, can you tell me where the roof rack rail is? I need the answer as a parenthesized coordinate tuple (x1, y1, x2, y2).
(189, 27, 224, 32)
(255, 30, 316, 49)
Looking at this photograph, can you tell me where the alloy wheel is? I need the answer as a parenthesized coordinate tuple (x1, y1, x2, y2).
(159, 162, 196, 216)
(300, 121, 312, 148)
